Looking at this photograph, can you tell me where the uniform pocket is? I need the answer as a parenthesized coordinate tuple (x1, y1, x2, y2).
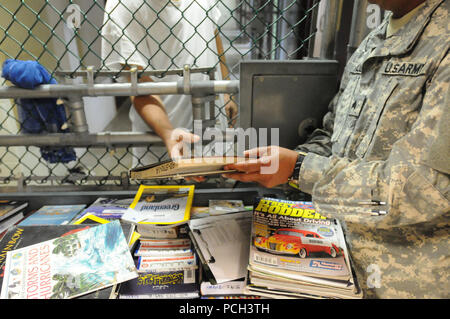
(355, 79, 398, 158)
(331, 75, 360, 146)
(399, 170, 450, 224)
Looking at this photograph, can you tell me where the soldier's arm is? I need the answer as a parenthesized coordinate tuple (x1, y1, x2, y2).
(298, 52, 450, 228)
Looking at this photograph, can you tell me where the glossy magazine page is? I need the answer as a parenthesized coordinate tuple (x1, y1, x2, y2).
(122, 185, 194, 226)
(248, 198, 351, 280)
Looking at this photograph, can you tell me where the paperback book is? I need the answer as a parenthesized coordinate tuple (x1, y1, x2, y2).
(0, 200, 28, 224)
(18, 205, 86, 226)
(118, 269, 199, 299)
(1, 221, 138, 299)
(129, 156, 246, 180)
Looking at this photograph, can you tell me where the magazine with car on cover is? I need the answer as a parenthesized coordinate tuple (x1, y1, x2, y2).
(0, 221, 138, 299)
(121, 185, 194, 227)
(246, 197, 362, 299)
(248, 198, 351, 280)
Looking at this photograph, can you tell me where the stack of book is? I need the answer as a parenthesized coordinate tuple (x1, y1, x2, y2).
(244, 198, 363, 299)
(118, 225, 199, 299)
(0, 200, 28, 236)
(117, 184, 200, 298)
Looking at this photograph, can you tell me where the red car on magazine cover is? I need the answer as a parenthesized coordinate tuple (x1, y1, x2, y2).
(254, 228, 342, 258)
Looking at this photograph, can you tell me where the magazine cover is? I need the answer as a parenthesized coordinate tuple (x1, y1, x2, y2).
(1, 221, 138, 299)
(209, 200, 245, 215)
(121, 185, 194, 226)
(18, 205, 86, 226)
(74, 197, 134, 221)
(248, 198, 351, 280)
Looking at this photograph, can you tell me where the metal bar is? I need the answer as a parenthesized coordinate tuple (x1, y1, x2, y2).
(0, 80, 240, 99)
(54, 67, 215, 78)
(0, 175, 122, 182)
(0, 127, 246, 147)
(0, 132, 164, 147)
(67, 96, 89, 133)
(319, 0, 341, 60)
(307, 0, 320, 58)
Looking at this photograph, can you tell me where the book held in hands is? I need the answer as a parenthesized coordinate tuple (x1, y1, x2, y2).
(129, 156, 246, 180)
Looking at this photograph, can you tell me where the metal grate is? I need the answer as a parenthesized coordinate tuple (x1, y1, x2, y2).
(0, 0, 321, 189)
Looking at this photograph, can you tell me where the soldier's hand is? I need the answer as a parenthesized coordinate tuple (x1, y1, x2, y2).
(222, 146, 298, 188)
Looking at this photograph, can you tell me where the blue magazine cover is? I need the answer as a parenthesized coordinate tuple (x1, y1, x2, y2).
(74, 198, 134, 221)
(18, 205, 86, 226)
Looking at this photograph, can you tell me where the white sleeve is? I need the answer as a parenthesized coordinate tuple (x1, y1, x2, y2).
(101, 0, 151, 70)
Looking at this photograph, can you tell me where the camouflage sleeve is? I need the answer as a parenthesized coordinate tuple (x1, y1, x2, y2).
(298, 51, 450, 229)
(294, 96, 335, 157)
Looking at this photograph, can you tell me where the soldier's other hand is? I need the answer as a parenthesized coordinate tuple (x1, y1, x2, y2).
(222, 146, 298, 188)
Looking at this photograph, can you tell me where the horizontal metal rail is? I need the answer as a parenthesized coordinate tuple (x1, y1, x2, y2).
(54, 67, 215, 78)
(0, 80, 239, 99)
(0, 132, 164, 147)
(0, 126, 246, 147)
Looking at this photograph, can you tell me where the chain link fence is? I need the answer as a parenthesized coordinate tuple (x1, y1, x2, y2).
(0, 0, 321, 189)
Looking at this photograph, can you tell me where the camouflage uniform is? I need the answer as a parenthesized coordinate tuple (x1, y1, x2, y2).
(296, 0, 449, 298)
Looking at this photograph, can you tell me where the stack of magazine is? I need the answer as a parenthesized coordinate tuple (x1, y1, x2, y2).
(244, 198, 362, 299)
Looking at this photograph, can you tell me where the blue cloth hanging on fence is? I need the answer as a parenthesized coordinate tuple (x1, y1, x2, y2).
(2, 59, 76, 163)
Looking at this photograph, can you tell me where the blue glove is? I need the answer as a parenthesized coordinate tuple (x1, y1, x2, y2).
(2, 59, 76, 164)
(2, 59, 57, 88)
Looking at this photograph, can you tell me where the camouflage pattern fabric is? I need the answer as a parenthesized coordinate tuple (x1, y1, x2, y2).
(296, 0, 449, 298)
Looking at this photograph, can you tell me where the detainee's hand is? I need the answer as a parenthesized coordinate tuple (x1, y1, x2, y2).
(224, 94, 238, 128)
(222, 146, 299, 188)
(164, 128, 206, 182)
(164, 128, 200, 159)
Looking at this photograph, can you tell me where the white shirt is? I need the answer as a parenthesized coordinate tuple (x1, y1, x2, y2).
(101, 0, 225, 132)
